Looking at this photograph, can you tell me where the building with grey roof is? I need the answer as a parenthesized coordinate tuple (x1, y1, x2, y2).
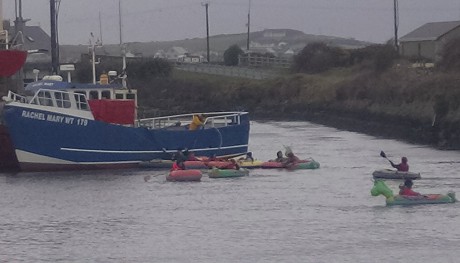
(5, 21, 52, 81)
(399, 20, 460, 62)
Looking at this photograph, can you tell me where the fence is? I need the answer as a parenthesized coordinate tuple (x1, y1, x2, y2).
(175, 63, 280, 80)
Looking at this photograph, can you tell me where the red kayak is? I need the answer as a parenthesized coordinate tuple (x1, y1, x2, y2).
(166, 170, 202, 182)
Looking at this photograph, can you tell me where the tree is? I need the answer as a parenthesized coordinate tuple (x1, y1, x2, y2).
(223, 44, 244, 66)
(439, 37, 460, 71)
(292, 42, 348, 73)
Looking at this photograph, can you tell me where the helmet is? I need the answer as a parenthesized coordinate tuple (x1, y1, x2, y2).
(404, 179, 413, 188)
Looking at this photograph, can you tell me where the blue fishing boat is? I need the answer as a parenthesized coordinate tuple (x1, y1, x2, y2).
(1, 80, 250, 171)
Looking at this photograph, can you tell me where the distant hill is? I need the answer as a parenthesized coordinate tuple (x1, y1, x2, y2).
(60, 29, 372, 63)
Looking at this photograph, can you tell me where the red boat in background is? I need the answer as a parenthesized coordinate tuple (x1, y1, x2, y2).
(0, 49, 27, 77)
(0, 49, 27, 171)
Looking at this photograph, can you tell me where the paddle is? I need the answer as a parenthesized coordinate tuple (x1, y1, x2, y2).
(380, 151, 392, 162)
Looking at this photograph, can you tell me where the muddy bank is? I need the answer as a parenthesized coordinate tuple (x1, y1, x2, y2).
(251, 108, 452, 149)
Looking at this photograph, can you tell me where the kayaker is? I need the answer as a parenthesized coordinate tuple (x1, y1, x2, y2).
(390, 157, 409, 172)
(173, 148, 187, 163)
(223, 159, 240, 170)
(283, 151, 300, 167)
(208, 154, 226, 162)
(189, 114, 206, 130)
(186, 151, 200, 161)
(399, 179, 421, 196)
(171, 159, 185, 171)
(270, 151, 287, 162)
(238, 152, 254, 162)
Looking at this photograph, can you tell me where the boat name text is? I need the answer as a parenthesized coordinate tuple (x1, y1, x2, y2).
(21, 110, 88, 126)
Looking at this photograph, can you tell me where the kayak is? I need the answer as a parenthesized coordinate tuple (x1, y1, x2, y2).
(139, 160, 212, 169)
(166, 170, 202, 182)
(238, 160, 264, 169)
(291, 160, 320, 170)
(261, 159, 320, 170)
(208, 167, 249, 178)
(372, 169, 421, 180)
(206, 161, 234, 169)
(139, 159, 173, 169)
(388, 194, 457, 206)
(371, 179, 456, 206)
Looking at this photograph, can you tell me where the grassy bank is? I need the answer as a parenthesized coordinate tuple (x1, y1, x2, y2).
(133, 63, 460, 149)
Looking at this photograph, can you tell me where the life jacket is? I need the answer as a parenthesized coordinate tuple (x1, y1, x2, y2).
(400, 187, 419, 196)
(171, 162, 184, 171)
(396, 163, 409, 172)
(189, 115, 204, 130)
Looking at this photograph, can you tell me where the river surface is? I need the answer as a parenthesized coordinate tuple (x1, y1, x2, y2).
(1, 121, 459, 263)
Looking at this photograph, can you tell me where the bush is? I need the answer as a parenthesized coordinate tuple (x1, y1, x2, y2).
(349, 44, 398, 72)
(438, 37, 460, 71)
(292, 42, 348, 74)
(223, 44, 244, 66)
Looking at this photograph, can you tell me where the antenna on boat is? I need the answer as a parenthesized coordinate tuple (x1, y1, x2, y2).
(89, 32, 102, 84)
(99, 11, 103, 44)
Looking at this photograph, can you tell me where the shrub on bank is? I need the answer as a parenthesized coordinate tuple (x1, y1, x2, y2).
(438, 37, 460, 71)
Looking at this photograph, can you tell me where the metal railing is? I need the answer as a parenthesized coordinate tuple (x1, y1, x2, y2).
(4, 91, 28, 103)
(136, 111, 246, 129)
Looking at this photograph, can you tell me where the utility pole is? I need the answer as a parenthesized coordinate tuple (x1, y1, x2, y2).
(393, 0, 399, 52)
(247, 0, 251, 51)
(202, 2, 210, 63)
(50, 0, 59, 74)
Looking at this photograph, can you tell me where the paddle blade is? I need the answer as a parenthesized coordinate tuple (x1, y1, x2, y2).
(380, 151, 386, 158)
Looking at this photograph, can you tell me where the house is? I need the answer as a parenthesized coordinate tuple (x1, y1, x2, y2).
(399, 20, 460, 61)
(4, 22, 52, 81)
(166, 46, 187, 61)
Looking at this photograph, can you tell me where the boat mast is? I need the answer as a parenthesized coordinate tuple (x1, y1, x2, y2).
(50, 0, 59, 74)
(0, 0, 6, 49)
(119, 0, 127, 88)
(0, 0, 3, 36)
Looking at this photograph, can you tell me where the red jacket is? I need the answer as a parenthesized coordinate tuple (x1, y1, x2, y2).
(394, 163, 409, 172)
(399, 187, 420, 196)
(171, 162, 184, 171)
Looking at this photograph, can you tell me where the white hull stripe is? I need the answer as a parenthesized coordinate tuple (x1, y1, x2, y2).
(15, 150, 140, 165)
(60, 144, 249, 154)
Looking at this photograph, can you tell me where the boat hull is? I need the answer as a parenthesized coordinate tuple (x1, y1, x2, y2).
(2, 105, 250, 171)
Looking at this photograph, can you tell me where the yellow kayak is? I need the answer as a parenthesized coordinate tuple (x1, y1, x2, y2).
(237, 160, 264, 169)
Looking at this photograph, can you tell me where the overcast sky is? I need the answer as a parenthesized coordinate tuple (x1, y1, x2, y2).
(2, 0, 460, 45)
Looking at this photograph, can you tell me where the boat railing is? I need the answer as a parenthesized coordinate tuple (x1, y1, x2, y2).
(136, 112, 246, 129)
(4, 90, 28, 103)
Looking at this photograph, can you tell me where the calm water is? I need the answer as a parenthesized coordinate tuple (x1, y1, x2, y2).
(1, 121, 459, 263)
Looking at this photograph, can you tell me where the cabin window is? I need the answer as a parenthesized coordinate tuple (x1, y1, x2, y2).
(74, 92, 88, 110)
(37, 91, 53, 106)
(115, 94, 124, 100)
(55, 92, 71, 108)
(89, 91, 99, 100)
(126, 93, 136, 100)
(101, 90, 111, 99)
